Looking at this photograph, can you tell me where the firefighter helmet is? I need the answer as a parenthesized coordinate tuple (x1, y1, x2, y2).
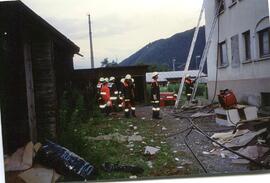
(125, 74, 132, 80)
(104, 78, 109, 83)
(99, 77, 105, 83)
(186, 74, 190, 78)
(109, 76, 115, 82)
(152, 72, 159, 78)
(121, 78, 125, 83)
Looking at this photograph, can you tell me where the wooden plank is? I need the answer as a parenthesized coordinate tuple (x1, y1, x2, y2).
(23, 42, 37, 143)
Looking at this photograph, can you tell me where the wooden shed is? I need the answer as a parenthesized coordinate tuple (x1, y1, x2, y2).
(73, 65, 149, 103)
(0, 1, 80, 153)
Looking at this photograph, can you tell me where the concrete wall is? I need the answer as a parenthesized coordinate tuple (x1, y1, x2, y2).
(204, 0, 270, 106)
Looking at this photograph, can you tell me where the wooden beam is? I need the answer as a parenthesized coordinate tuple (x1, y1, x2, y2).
(23, 42, 37, 143)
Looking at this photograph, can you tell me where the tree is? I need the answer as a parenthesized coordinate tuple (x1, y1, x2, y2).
(101, 58, 109, 67)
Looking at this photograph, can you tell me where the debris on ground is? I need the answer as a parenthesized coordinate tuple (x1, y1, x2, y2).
(87, 133, 144, 143)
(144, 146, 160, 155)
(102, 162, 144, 175)
(191, 112, 215, 118)
(35, 141, 94, 179)
(224, 128, 267, 148)
(18, 167, 60, 183)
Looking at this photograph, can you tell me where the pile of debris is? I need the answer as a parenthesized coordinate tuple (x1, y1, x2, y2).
(5, 141, 95, 183)
(207, 117, 270, 166)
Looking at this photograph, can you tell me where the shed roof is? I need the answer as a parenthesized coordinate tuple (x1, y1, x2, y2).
(146, 70, 207, 83)
(0, 0, 80, 53)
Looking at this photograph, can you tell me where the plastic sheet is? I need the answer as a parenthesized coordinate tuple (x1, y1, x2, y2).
(35, 141, 94, 179)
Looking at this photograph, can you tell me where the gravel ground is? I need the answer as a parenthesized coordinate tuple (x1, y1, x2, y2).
(135, 105, 264, 177)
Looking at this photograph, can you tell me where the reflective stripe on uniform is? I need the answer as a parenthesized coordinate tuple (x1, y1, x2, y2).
(131, 107, 136, 111)
(125, 99, 130, 102)
(151, 100, 160, 104)
(152, 108, 160, 111)
(120, 97, 123, 100)
(100, 92, 106, 95)
(125, 109, 129, 112)
(110, 97, 117, 100)
(118, 104, 123, 107)
(99, 105, 106, 109)
(187, 94, 192, 96)
(114, 91, 119, 95)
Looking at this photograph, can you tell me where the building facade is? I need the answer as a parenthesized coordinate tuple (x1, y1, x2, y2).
(205, 0, 270, 107)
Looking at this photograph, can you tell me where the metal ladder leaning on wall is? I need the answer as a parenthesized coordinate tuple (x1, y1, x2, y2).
(174, 0, 222, 108)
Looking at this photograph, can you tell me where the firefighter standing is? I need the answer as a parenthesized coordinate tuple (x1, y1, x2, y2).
(97, 77, 104, 109)
(123, 74, 136, 118)
(151, 72, 162, 119)
(118, 78, 125, 110)
(108, 76, 119, 112)
(184, 74, 195, 101)
(100, 78, 112, 115)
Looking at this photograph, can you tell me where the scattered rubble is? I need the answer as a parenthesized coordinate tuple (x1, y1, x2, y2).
(144, 146, 160, 155)
(87, 133, 143, 143)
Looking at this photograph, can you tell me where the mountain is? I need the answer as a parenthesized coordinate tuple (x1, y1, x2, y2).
(119, 26, 206, 72)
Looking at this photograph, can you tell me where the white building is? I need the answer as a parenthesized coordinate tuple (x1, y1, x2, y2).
(205, 0, 270, 107)
(146, 70, 207, 84)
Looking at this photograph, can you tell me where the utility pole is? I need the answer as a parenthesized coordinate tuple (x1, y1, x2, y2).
(172, 58, 176, 71)
(196, 55, 201, 70)
(88, 14, 94, 68)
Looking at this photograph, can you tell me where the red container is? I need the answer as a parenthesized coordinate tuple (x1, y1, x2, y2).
(218, 89, 237, 109)
(160, 92, 177, 107)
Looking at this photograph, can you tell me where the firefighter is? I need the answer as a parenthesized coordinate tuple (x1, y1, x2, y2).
(97, 77, 104, 110)
(118, 78, 125, 110)
(123, 74, 136, 118)
(151, 72, 162, 119)
(100, 78, 112, 115)
(184, 74, 196, 101)
(108, 76, 119, 112)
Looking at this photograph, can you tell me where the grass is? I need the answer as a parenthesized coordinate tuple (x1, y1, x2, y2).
(61, 115, 181, 181)
(57, 89, 201, 181)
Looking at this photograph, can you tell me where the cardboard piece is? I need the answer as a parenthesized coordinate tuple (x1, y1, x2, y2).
(18, 168, 60, 183)
(224, 128, 267, 148)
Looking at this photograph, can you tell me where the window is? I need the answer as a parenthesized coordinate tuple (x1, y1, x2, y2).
(243, 31, 251, 61)
(259, 28, 270, 57)
(219, 41, 228, 67)
(216, 0, 225, 14)
(231, 35, 240, 67)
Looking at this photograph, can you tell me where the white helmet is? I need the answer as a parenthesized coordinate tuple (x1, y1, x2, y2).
(104, 78, 109, 83)
(125, 74, 132, 80)
(152, 72, 159, 78)
(109, 76, 115, 82)
(99, 77, 105, 82)
(186, 74, 190, 78)
(131, 78, 134, 83)
(121, 78, 125, 83)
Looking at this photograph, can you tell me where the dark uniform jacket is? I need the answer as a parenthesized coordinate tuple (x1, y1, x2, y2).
(123, 81, 135, 100)
(184, 78, 194, 94)
(151, 80, 160, 101)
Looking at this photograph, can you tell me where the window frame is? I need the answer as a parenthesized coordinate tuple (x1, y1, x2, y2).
(242, 30, 251, 62)
(258, 28, 270, 58)
(218, 41, 229, 68)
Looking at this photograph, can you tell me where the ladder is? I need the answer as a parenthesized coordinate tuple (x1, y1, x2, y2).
(174, 1, 205, 108)
(191, 1, 223, 101)
(175, 0, 222, 108)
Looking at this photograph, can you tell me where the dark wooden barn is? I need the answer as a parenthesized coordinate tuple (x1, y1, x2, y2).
(0, 1, 80, 153)
(73, 65, 149, 103)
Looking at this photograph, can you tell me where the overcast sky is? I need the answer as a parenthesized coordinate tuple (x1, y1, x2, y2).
(12, 0, 204, 68)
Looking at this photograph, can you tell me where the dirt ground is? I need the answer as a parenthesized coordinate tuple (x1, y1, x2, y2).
(135, 105, 264, 176)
